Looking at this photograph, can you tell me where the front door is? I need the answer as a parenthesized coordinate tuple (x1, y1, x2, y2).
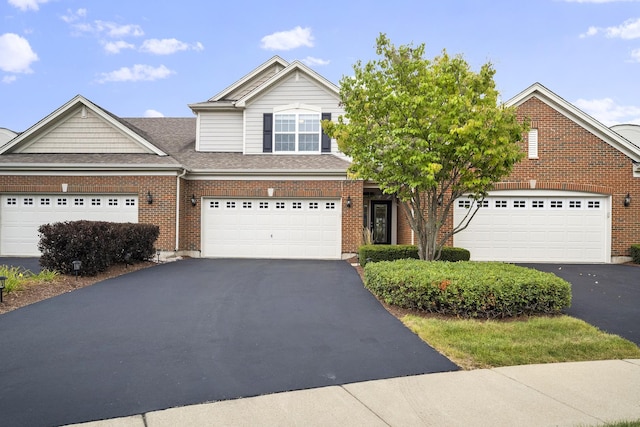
(371, 201, 391, 244)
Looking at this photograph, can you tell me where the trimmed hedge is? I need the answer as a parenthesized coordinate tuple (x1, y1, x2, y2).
(359, 244, 470, 266)
(38, 220, 159, 276)
(364, 259, 572, 318)
(631, 244, 640, 264)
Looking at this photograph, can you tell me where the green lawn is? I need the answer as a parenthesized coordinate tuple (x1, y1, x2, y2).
(403, 314, 640, 370)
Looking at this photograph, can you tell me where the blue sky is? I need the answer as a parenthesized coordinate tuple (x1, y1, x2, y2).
(1, 0, 640, 132)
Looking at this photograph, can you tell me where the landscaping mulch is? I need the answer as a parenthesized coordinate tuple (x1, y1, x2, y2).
(0, 261, 155, 315)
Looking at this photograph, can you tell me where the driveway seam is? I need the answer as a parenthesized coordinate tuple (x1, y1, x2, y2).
(339, 384, 392, 426)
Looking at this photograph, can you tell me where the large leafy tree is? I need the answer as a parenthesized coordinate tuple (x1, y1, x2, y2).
(324, 34, 527, 260)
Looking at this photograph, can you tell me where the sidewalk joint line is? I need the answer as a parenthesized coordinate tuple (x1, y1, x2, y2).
(340, 385, 392, 426)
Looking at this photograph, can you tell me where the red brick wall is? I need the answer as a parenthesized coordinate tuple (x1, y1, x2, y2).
(395, 96, 640, 258)
(0, 175, 177, 251)
(180, 178, 363, 255)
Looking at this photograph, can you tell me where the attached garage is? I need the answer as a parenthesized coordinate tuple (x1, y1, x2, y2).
(202, 198, 342, 259)
(1, 194, 139, 256)
(453, 191, 610, 263)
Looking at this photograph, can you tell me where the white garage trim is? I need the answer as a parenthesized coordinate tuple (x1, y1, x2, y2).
(453, 190, 611, 263)
(201, 198, 342, 259)
(0, 194, 139, 256)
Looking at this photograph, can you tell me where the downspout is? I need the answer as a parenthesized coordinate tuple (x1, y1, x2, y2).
(175, 168, 187, 253)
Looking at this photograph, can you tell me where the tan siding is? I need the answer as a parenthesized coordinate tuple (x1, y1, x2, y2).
(244, 73, 345, 154)
(227, 65, 281, 100)
(17, 107, 148, 154)
(198, 111, 243, 152)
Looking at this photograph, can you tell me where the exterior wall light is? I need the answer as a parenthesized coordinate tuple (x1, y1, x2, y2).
(346, 196, 352, 208)
(191, 194, 197, 206)
(147, 191, 153, 204)
(624, 193, 631, 207)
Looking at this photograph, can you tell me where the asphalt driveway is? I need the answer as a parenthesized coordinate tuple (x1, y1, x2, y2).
(0, 258, 457, 427)
(521, 263, 640, 346)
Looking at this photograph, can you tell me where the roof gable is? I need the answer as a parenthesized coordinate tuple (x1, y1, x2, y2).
(506, 83, 640, 162)
(0, 95, 167, 156)
(235, 60, 339, 108)
(209, 56, 290, 102)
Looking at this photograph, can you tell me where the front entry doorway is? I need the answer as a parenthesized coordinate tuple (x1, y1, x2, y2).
(371, 200, 392, 244)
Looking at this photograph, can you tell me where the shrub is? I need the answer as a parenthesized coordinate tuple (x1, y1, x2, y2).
(38, 221, 159, 276)
(359, 245, 470, 266)
(631, 244, 640, 264)
(359, 245, 419, 266)
(363, 259, 572, 318)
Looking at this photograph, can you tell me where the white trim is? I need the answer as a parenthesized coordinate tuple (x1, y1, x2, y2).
(0, 95, 167, 156)
(506, 83, 640, 162)
(195, 113, 201, 151)
(208, 56, 289, 102)
(486, 189, 608, 197)
(273, 103, 322, 113)
(185, 174, 347, 181)
(0, 169, 181, 176)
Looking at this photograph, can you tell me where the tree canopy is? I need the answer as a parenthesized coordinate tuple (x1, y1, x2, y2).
(324, 34, 527, 260)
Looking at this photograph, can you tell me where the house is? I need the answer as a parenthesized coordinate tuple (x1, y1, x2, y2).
(0, 58, 638, 263)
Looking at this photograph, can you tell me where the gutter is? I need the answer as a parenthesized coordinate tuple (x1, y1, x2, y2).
(175, 168, 188, 252)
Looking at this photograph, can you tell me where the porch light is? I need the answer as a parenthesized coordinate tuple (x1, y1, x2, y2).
(72, 260, 82, 281)
(191, 194, 197, 206)
(147, 191, 153, 204)
(346, 196, 352, 208)
(624, 193, 631, 207)
(0, 275, 6, 303)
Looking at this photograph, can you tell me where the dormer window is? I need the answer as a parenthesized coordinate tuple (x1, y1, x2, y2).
(274, 113, 321, 152)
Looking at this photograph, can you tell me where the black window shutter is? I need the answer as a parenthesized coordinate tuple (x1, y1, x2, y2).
(263, 113, 273, 153)
(321, 112, 331, 153)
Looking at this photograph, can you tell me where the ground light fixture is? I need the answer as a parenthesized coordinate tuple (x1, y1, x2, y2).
(0, 275, 6, 303)
(624, 193, 631, 207)
(72, 260, 82, 281)
(191, 194, 197, 206)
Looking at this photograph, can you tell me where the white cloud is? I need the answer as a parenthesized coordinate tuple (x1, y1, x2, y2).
(144, 109, 165, 118)
(260, 26, 314, 51)
(74, 21, 144, 38)
(97, 64, 175, 83)
(581, 17, 640, 39)
(301, 56, 330, 66)
(8, 0, 50, 11)
(2, 75, 17, 84)
(631, 48, 640, 61)
(0, 33, 38, 73)
(61, 8, 87, 24)
(575, 97, 640, 125)
(140, 38, 204, 55)
(564, 0, 640, 2)
(103, 40, 135, 54)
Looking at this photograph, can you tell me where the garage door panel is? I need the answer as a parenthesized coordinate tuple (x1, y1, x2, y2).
(454, 194, 608, 263)
(203, 198, 341, 260)
(1, 194, 138, 256)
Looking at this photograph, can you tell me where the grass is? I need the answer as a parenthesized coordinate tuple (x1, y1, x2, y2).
(403, 314, 640, 370)
(0, 265, 58, 293)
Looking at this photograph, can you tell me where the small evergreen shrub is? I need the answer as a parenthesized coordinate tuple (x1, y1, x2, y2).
(38, 221, 159, 276)
(359, 245, 419, 266)
(364, 259, 572, 318)
(359, 245, 470, 266)
(631, 244, 640, 264)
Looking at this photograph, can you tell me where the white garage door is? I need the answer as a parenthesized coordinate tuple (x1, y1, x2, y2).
(202, 198, 342, 259)
(453, 192, 610, 263)
(1, 194, 139, 256)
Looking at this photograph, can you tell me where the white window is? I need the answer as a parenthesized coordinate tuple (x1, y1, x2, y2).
(588, 201, 600, 209)
(276, 202, 285, 209)
(23, 198, 33, 206)
(532, 200, 544, 208)
(108, 198, 118, 206)
(209, 201, 219, 209)
(91, 198, 101, 206)
(242, 201, 252, 209)
(513, 200, 526, 208)
(6, 197, 16, 206)
(74, 198, 84, 206)
(495, 200, 507, 208)
(259, 202, 269, 209)
(274, 112, 321, 153)
(40, 197, 51, 206)
(57, 198, 67, 206)
(458, 200, 471, 209)
(292, 202, 302, 209)
(528, 128, 538, 159)
(309, 202, 319, 210)
(478, 200, 489, 208)
(125, 198, 136, 206)
(550, 200, 563, 208)
(226, 201, 236, 209)
(325, 202, 336, 210)
(569, 200, 581, 209)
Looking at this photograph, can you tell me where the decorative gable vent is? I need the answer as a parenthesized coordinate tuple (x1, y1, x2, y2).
(528, 128, 539, 159)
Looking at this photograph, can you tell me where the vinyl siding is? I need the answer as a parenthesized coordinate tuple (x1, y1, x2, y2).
(17, 107, 148, 154)
(226, 64, 283, 100)
(197, 111, 243, 152)
(244, 73, 345, 155)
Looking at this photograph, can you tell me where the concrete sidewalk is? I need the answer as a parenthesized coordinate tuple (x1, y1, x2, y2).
(68, 359, 640, 427)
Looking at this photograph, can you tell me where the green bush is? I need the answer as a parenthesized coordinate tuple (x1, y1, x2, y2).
(631, 244, 640, 264)
(359, 245, 419, 266)
(38, 221, 159, 276)
(359, 245, 470, 266)
(364, 259, 572, 318)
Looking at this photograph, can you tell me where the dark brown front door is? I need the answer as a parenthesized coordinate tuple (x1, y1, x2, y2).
(371, 201, 391, 244)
